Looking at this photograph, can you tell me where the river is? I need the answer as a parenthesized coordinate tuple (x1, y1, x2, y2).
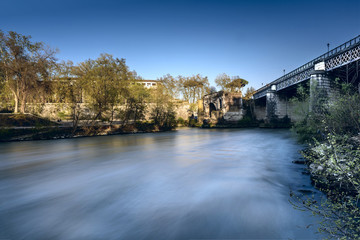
(0, 128, 323, 239)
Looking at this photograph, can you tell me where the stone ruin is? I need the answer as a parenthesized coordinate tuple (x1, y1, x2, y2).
(202, 91, 245, 124)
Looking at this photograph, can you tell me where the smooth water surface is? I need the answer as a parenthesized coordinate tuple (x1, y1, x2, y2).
(0, 128, 322, 239)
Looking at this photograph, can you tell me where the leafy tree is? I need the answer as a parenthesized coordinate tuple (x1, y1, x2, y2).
(149, 85, 176, 129)
(158, 74, 180, 99)
(215, 73, 248, 95)
(74, 53, 129, 120)
(0, 30, 57, 113)
(53, 61, 85, 132)
(215, 73, 231, 91)
(242, 86, 257, 120)
(179, 74, 209, 104)
(119, 84, 149, 126)
(0, 69, 12, 111)
(243, 86, 256, 100)
(225, 76, 248, 95)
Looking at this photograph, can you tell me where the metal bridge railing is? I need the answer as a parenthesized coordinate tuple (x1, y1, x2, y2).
(254, 35, 360, 99)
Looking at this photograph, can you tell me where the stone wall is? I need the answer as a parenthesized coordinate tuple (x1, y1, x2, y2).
(255, 91, 308, 122)
(223, 111, 245, 122)
(254, 105, 266, 121)
(27, 102, 191, 121)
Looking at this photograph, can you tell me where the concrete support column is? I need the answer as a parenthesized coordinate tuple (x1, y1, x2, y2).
(309, 70, 333, 112)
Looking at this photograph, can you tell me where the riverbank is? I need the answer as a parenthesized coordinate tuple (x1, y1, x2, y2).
(304, 135, 360, 196)
(295, 133, 360, 238)
(0, 123, 176, 142)
(0, 114, 178, 142)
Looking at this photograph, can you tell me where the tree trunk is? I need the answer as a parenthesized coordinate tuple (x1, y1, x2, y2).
(14, 96, 19, 113)
(20, 96, 26, 114)
(11, 89, 19, 113)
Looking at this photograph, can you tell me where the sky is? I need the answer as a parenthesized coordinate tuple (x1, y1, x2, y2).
(1, 0, 359, 89)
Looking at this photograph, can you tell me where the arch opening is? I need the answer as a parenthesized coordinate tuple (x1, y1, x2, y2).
(209, 103, 217, 118)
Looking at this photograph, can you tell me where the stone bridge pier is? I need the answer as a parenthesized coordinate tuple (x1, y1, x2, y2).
(265, 85, 289, 121)
(309, 70, 335, 111)
(262, 68, 336, 122)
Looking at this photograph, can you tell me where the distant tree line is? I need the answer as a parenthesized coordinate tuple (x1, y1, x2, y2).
(0, 30, 255, 127)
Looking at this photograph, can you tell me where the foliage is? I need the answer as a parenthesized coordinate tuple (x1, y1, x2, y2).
(119, 84, 149, 125)
(236, 98, 259, 127)
(53, 60, 87, 132)
(292, 133, 360, 239)
(261, 115, 291, 128)
(75, 53, 130, 120)
(178, 74, 209, 104)
(0, 30, 57, 113)
(325, 85, 360, 135)
(188, 117, 201, 127)
(290, 81, 360, 238)
(292, 82, 360, 142)
(237, 115, 255, 127)
(158, 74, 210, 105)
(215, 73, 232, 91)
(243, 87, 256, 100)
(149, 85, 177, 130)
(215, 73, 248, 95)
(225, 77, 248, 94)
(177, 117, 185, 125)
(158, 74, 180, 99)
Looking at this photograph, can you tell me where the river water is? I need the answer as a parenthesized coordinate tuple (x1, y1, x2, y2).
(0, 128, 322, 239)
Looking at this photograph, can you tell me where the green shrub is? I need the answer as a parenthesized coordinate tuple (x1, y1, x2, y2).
(292, 134, 360, 239)
(188, 118, 198, 127)
(237, 115, 259, 127)
(177, 117, 185, 125)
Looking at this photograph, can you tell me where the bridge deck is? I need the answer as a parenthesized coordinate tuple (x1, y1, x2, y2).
(254, 35, 360, 99)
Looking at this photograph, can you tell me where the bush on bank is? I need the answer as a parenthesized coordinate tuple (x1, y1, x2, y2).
(294, 133, 360, 239)
(291, 82, 360, 239)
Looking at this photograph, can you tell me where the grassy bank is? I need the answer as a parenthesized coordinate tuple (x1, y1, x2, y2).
(0, 114, 176, 142)
(0, 114, 57, 127)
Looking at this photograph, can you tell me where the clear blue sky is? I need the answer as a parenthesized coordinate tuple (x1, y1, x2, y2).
(1, 0, 359, 89)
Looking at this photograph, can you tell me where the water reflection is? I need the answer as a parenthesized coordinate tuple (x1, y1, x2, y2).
(0, 128, 322, 239)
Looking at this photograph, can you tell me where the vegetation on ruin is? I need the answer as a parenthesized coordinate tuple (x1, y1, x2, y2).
(215, 73, 249, 95)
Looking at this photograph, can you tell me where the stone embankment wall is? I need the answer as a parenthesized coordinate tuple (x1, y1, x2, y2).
(27, 102, 191, 121)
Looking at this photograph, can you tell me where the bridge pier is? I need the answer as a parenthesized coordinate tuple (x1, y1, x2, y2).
(265, 85, 289, 122)
(309, 70, 334, 112)
(266, 87, 278, 121)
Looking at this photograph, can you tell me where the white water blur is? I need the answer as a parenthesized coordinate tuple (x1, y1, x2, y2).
(0, 128, 323, 239)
